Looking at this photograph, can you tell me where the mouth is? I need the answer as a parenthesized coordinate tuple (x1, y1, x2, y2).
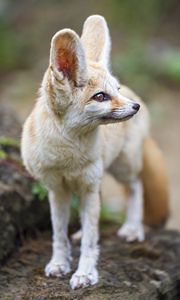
(101, 111, 137, 122)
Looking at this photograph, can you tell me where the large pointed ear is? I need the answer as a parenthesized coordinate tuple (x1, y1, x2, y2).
(50, 29, 87, 87)
(81, 15, 111, 68)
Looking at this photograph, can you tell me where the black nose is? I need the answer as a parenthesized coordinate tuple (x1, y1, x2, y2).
(132, 103, 140, 111)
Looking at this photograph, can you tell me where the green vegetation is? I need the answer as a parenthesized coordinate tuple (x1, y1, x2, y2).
(0, 23, 28, 72)
(32, 181, 48, 201)
(159, 51, 180, 82)
(113, 46, 156, 94)
(0, 150, 7, 159)
(31, 182, 125, 224)
(0, 137, 20, 148)
(113, 47, 180, 95)
(104, 0, 165, 35)
(0, 136, 20, 161)
(101, 206, 125, 225)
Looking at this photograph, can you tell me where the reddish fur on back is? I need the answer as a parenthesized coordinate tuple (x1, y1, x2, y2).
(141, 137, 169, 227)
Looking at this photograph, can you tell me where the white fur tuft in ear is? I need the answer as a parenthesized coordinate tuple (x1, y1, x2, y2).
(50, 29, 87, 87)
(81, 15, 111, 68)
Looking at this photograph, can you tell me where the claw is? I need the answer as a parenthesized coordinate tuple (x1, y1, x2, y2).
(70, 268, 98, 289)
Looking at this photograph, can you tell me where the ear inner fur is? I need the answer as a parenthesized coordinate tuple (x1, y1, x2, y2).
(50, 29, 87, 86)
(56, 40, 77, 82)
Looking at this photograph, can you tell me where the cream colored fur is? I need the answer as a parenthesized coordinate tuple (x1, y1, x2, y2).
(21, 15, 151, 289)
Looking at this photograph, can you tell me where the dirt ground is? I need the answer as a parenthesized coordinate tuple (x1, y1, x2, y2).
(0, 229, 180, 300)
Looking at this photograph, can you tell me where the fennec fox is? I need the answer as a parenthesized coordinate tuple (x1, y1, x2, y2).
(21, 15, 169, 289)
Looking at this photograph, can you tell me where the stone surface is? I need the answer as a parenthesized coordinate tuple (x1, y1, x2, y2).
(0, 105, 50, 263)
(0, 104, 21, 139)
(0, 229, 180, 299)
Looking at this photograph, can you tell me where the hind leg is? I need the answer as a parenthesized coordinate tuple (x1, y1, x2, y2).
(117, 178, 144, 242)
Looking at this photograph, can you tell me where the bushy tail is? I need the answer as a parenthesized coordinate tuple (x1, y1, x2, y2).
(141, 137, 170, 227)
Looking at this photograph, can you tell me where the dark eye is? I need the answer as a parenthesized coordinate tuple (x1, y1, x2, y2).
(92, 92, 111, 102)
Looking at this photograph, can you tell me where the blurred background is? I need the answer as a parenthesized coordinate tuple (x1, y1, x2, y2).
(0, 0, 179, 229)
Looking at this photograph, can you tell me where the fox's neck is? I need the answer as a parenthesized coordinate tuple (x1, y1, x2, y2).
(57, 122, 101, 163)
(63, 123, 101, 150)
(41, 87, 101, 155)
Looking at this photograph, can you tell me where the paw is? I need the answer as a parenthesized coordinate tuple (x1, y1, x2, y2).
(45, 260, 71, 277)
(117, 222, 144, 242)
(71, 229, 82, 241)
(70, 268, 98, 289)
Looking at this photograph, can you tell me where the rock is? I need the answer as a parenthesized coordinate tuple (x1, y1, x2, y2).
(0, 105, 50, 263)
(0, 230, 180, 299)
(0, 145, 50, 263)
(0, 173, 50, 262)
(0, 104, 21, 139)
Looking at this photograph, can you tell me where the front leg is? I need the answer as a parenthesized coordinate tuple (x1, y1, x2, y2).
(117, 178, 144, 242)
(70, 191, 100, 289)
(45, 187, 72, 277)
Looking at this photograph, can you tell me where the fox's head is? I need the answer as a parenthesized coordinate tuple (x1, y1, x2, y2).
(43, 15, 140, 132)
